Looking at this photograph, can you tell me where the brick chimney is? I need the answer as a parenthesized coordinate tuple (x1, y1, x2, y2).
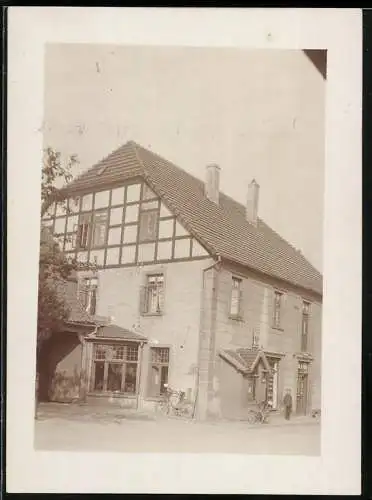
(246, 179, 259, 225)
(205, 163, 220, 204)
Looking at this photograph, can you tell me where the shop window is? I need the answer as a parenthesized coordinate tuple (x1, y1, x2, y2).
(91, 343, 139, 394)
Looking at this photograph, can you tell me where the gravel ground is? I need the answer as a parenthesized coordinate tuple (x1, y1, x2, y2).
(34, 404, 320, 455)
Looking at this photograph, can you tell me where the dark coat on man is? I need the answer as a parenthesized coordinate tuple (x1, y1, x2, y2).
(283, 392, 293, 409)
(283, 392, 293, 420)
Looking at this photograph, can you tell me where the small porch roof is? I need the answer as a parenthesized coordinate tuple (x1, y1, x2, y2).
(89, 324, 148, 342)
(219, 347, 273, 374)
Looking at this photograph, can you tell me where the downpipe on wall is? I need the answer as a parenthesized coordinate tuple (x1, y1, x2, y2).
(192, 254, 222, 420)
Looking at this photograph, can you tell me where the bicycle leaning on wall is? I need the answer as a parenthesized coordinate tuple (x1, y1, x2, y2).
(247, 400, 272, 424)
(157, 385, 190, 417)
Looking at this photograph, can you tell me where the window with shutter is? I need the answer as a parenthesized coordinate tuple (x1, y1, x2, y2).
(77, 214, 92, 249)
(141, 274, 165, 315)
(92, 211, 108, 248)
(79, 277, 98, 315)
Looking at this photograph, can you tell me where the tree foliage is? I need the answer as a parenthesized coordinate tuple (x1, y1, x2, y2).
(40, 148, 77, 217)
(37, 148, 78, 348)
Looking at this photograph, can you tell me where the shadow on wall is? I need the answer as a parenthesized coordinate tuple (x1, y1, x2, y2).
(37, 332, 81, 402)
(50, 368, 81, 402)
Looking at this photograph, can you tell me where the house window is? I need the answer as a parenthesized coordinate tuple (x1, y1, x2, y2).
(91, 343, 139, 394)
(79, 277, 98, 315)
(301, 301, 310, 351)
(77, 213, 91, 249)
(141, 274, 165, 315)
(139, 210, 158, 242)
(273, 291, 283, 328)
(148, 347, 170, 397)
(92, 211, 108, 247)
(230, 277, 243, 318)
(266, 358, 279, 409)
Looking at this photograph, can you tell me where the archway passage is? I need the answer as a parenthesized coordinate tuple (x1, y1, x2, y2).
(36, 331, 82, 402)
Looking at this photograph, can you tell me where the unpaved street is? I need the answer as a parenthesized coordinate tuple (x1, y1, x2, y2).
(34, 406, 320, 455)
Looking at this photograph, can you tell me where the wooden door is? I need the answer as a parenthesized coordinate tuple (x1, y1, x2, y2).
(296, 372, 308, 415)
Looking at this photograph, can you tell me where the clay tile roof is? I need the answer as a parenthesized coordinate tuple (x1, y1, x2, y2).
(95, 324, 148, 341)
(55, 279, 95, 324)
(55, 281, 146, 340)
(62, 140, 322, 296)
(221, 347, 271, 373)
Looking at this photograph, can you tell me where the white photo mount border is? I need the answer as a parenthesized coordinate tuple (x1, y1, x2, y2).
(7, 7, 362, 495)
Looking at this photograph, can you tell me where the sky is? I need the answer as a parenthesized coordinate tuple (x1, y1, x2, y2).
(43, 44, 325, 272)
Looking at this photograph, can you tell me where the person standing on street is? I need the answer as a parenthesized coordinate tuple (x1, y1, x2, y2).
(283, 388, 293, 420)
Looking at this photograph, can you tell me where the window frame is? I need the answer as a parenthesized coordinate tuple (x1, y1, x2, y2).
(229, 276, 243, 320)
(76, 213, 92, 250)
(138, 209, 159, 243)
(91, 209, 109, 249)
(147, 346, 171, 399)
(301, 300, 311, 352)
(90, 342, 140, 396)
(272, 290, 284, 330)
(79, 275, 98, 315)
(141, 273, 165, 316)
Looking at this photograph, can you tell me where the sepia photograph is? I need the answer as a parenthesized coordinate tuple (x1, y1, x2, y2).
(35, 44, 325, 455)
(7, 7, 361, 495)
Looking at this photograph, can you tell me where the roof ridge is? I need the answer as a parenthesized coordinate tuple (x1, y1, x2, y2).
(63, 141, 136, 192)
(133, 143, 217, 257)
(132, 143, 320, 275)
(57, 140, 322, 295)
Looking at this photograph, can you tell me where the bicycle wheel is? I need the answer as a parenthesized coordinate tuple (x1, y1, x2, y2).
(157, 400, 169, 416)
(247, 411, 257, 424)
